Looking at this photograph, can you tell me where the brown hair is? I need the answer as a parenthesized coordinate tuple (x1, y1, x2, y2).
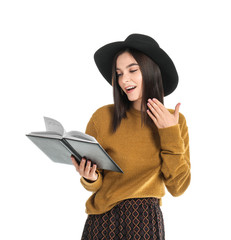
(112, 48, 164, 132)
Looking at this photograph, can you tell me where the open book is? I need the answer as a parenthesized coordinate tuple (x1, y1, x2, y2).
(26, 117, 123, 173)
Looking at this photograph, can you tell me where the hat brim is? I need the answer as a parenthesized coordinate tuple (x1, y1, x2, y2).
(94, 39, 178, 96)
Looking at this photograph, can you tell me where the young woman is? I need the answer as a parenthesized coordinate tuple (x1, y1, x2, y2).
(71, 33, 191, 240)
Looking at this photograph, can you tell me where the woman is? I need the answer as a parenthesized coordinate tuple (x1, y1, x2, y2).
(71, 33, 191, 240)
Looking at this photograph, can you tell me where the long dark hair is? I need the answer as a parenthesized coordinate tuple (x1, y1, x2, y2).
(112, 48, 164, 132)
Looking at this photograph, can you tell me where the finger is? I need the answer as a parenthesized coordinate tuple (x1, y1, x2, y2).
(152, 98, 166, 112)
(71, 156, 75, 164)
(147, 109, 157, 123)
(90, 164, 97, 175)
(147, 101, 160, 118)
(71, 156, 79, 170)
(85, 160, 92, 175)
(174, 103, 181, 117)
(90, 164, 98, 180)
(79, 158, 86, 174)
(148, 99, 164, 116)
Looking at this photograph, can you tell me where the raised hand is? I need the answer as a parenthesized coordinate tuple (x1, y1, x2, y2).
(147, 98, 181, 129)
(71, 156, 98, 182)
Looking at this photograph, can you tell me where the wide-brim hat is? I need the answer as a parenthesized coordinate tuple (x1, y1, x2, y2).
(94, 33, 178, 96)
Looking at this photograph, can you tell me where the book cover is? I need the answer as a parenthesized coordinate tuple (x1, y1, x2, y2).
(26, 117, 123, 173)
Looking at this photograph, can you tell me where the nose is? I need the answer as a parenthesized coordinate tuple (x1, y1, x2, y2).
(121, 72, 130, 83)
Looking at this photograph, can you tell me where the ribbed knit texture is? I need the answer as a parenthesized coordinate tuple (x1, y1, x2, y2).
(80, 104, 191, 215)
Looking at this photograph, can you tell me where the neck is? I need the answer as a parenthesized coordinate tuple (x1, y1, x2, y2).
(132, 100, 142, 111)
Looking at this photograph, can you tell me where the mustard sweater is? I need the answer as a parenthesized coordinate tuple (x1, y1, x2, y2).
(80, 104, 191, 215)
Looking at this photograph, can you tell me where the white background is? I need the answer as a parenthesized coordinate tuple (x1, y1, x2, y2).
(1, 0, 231, 239)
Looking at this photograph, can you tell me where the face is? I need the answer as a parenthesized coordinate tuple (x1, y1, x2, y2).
(116, 52, 143, 110)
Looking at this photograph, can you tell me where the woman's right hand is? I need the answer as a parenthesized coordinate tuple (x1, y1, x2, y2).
(71, 156, 98, 182)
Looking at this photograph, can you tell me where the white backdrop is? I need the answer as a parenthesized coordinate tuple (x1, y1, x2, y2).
(1, 0, 230, 239)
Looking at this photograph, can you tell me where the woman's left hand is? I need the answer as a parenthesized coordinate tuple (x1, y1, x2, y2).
(147, 98, 181, 129)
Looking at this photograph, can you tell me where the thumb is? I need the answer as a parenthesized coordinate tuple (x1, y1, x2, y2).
(174, 103, 181, 118)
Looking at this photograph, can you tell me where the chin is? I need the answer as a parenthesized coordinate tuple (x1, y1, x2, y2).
(128, 96, 139, 101)
(128, 98, 137, 102)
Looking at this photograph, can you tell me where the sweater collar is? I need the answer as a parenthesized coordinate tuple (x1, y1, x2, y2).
(128, 106, 141, 118)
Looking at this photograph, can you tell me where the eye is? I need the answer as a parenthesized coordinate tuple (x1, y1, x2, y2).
(130, 69, 138, 73)
(116, 72, 122, 77)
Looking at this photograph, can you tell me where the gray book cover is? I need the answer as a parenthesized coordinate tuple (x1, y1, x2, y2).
(26, 117, 123, 173)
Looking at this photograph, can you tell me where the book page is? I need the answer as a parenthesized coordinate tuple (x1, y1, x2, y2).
(28, 131, 62, 137)
(65, 131, 96, 143)
(44, 117, 65, 136)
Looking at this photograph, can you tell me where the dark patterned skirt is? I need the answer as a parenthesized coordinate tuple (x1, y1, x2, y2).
(81, 198, 165, 240)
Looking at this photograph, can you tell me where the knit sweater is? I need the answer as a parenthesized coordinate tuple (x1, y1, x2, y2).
(80, 104, 191, 215)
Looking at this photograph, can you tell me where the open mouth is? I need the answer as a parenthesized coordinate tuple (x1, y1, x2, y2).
(125, 86, 136, 93)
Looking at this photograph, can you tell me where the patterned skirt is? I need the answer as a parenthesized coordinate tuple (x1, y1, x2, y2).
(81, 198, 165, 240)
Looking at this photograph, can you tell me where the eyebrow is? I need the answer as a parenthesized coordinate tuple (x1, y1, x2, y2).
(116, 63, 139, 71)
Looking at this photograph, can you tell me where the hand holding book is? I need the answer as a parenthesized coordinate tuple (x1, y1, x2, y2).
(71, 156, 98, 182)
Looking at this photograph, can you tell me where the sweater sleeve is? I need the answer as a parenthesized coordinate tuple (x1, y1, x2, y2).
(80, 114, 103, 193)
(80, 169, 103, 192)
(158, 113, 191, 196)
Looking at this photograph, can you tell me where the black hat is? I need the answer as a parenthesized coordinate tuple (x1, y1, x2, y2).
(94, 33, 178, 96)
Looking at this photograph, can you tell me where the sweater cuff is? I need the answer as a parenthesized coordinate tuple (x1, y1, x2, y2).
(158, 124, 184, 150)
(80, 170, 103, 192)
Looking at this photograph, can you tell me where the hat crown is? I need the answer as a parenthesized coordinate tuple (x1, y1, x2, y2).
(125, 34, 159, 48)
